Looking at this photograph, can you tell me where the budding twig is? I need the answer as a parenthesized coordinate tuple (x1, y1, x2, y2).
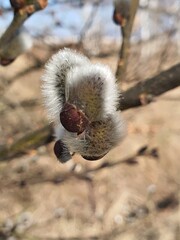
(0, 0, 48, 65)
(114, 0, 139, 83)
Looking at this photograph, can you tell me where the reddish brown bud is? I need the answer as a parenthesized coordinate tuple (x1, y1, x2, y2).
(10, 0, 47, 14)
(81, 154, 107, 161)
(10, 0, 25, 9)
(54, 140, 71, 163)
(113, 10, 126, 26)
(37, 0, 48, 10)
(60, 103, 89, 134)
(0, 58, 15, 66)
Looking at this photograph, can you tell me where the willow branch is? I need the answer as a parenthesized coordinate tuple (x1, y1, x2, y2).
(120, 63, 180, 110)
(0, 0, 48, 63)
(115, 0, 139, 82)
(0, 125, 53, 161)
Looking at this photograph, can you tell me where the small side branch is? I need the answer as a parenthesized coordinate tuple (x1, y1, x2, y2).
(120, 63, 180, 110)
(0, 125, 53, 161)
(0, 0, 48, 63)
(78, 1, 99, 49)
(115, 0, 139, 82)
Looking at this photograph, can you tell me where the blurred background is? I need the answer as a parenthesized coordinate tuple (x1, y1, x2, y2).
(0, 0, 180, 239)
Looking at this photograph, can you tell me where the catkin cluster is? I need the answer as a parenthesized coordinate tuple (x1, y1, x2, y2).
(42, 49, 125, 163)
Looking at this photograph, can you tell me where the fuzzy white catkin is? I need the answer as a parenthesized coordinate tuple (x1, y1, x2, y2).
(60, 113, 125, 159)
(42, 48, 90, 123)
(42, 48, 125, 160)
(67, 63, 119, 120)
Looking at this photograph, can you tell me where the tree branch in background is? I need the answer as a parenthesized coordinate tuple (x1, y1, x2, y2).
(0, 125, 54, 161)
(113, 0, 139, 82)
(120, 63, 180, 110)
(0, 63, 179, 161)
(78, 1, 100, 50)
(0, 0, 48, 65)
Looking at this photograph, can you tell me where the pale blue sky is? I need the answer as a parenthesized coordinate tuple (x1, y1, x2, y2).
(0, 0, 179, 42)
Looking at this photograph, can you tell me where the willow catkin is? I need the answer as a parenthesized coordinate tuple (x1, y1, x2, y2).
(42, 48, 125, 163)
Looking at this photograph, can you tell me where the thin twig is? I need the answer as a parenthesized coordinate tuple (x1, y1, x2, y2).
(0, 0, 48, 62)
(0, 125, 54, 161)
(77, 1, 100, 49)
(115, 0, 139, 82)
(120, 63, 180, 110)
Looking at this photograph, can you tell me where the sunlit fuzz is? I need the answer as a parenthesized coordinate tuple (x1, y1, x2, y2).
(41, 48, 90, 123)
(42, 48, 125, 162)
(66, 63, 120, 121)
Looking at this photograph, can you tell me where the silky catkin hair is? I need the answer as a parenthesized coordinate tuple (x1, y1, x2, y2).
(41, 48, 90, 123)
(42, 48, 125, 162)
(66, 63, 120, 121)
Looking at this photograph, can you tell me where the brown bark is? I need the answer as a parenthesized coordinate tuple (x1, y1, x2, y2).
(120, 63, 180, 110)
(0, 125, 53, 161)
(115, 0, 139, 82)
(0, 0, 48, 62)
